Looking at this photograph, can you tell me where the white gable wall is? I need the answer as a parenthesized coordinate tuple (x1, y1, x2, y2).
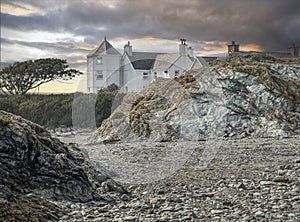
(119, 54, 151, 92)
(123, 71, 149, 92)
(94, 54, 121, 88)
(151, 70, 169, 79)
(135, 70, 152, 90)
(120, 54, 134, 92)
(87, 53, 121, 93)
(168, 56, 194, 78)
(87, 56, 94, 93)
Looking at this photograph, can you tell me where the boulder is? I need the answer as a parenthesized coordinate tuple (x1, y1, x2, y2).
(91, 53, 300, 142)
(0, 184, 66, 222)
(0, 110, 126, 202)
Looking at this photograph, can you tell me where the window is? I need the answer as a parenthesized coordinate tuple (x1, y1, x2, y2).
(164, 70, 168, 74)
(143, 72, 148, 80)
(154, 72, 157, 78)
(175, 70, 180, 76)
(96, 57, 102, 64)
(96, 71, 103, 80)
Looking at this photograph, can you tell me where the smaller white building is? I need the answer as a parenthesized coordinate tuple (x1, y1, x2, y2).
(87, 38, 204, 93)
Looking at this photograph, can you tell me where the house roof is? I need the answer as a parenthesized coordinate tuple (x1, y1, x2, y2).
(128, 52, 163, 70)
(152, 53, 180, 70)
(87, 38, 121, 57)
(195, 56, 207, 66)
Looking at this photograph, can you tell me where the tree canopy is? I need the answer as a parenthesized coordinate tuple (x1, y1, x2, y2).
(0, 58, 82, 95)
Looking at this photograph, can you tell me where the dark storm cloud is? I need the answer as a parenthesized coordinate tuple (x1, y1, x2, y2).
(1, 0, 300, 51)
(1, 37, 87, 71)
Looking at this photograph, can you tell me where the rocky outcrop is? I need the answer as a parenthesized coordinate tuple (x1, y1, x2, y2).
(0, 185, 67, 222)
(0, 110, 126, 221)
(92, 53, 300, 142)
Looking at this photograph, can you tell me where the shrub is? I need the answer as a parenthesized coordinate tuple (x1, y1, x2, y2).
(0, 91, 120, 129)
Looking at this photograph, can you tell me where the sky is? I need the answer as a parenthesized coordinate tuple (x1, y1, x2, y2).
(1, 0, 300, 92)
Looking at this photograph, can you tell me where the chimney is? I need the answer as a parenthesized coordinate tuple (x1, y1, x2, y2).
(124, 41, 132, 56)
(287, 43, 299, 57)
(179, 38, 188, 56)
(228, 41, 240, 54)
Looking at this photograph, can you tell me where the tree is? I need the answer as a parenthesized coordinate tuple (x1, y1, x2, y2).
(0, 58, 82, 95)
(106, 83, 119, 92)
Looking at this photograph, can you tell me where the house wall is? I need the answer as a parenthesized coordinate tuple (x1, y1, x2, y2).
(168, 56, 193, 78)
(152, 70, 169, 79)
(120, 55, 133, 92)
(87, 53, 121, 93)
(122, 69, 151, 92)
(136, 70, 152, 90)
(86, 56, 94, 93)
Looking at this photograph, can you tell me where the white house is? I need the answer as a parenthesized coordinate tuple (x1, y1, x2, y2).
(87, 37, 203, 93)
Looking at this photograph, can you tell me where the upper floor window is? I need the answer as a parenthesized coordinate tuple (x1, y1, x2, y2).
(96, 57, 103, 64)
(96, 70, 103, 80)
(154, 72, 157, 78)
(143, 72, 148, 80)
(175, 70, 180, 76)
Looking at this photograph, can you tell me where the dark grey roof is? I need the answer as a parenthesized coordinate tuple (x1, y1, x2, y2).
(87, 39, 121, 57)
(128, 52, 163, 70)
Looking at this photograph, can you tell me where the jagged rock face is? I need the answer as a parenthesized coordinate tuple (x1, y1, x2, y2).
(92, 53, 300, 142)
(0, 185, 67, 222)
(0, 111, 125, 203)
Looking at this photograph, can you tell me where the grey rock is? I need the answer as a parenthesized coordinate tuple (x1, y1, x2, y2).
(273, 176, 290, 183)
(211, 209, 224, 214)
(91, 53, 300, 142)
(0, 111, 127, 221)
(237, 182, 247, 190)
(123, 216, 137, 221)
(0, 111, 126, 202)
(260, 180, 275, 186)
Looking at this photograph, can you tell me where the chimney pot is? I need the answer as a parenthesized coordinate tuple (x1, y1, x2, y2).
(124, 41, 132, 56)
